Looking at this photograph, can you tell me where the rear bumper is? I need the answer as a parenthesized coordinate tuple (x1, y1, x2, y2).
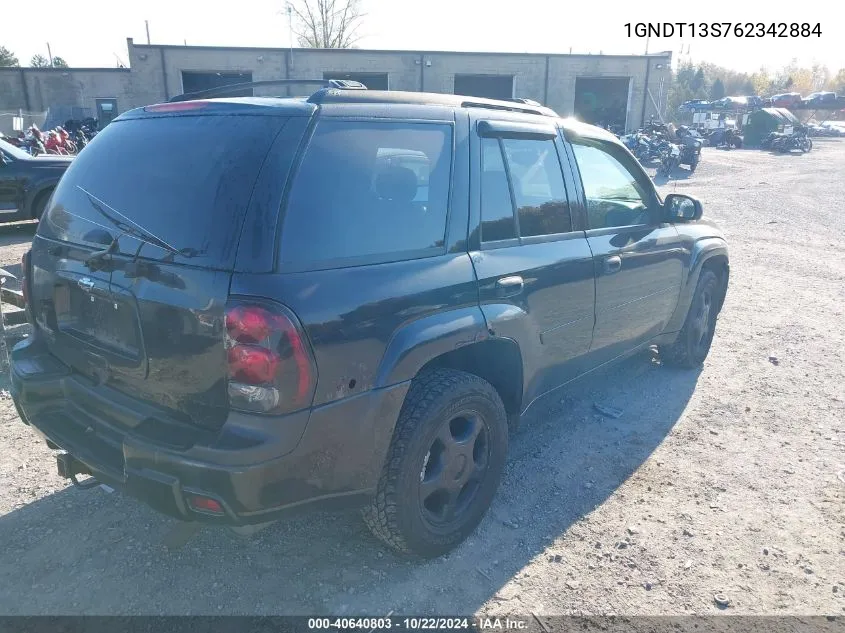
(10, 337, 410, 525)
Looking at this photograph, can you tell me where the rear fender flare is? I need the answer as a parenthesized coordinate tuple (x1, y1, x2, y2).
(373, 307, 490, 388)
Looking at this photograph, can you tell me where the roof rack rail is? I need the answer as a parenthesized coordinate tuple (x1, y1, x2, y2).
(167, 78, 367, 103)
(459, 99, 557, 117)
(506, 98, 543, 107)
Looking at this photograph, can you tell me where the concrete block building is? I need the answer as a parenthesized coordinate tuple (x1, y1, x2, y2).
(0, 38, 672, 132)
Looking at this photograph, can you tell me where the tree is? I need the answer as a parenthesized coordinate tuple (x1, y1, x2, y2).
(828, 68, 845, 93)
(0, 46, 19, 67)
(288, 0, 364, 49)
(691, 68, 706, 93)
(710, 78, 725, 100)
(30, 53, 68, 68)
(749, 68, 773, 96)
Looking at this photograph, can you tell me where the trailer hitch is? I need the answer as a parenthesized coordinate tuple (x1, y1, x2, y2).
(56, 453, 100, 490)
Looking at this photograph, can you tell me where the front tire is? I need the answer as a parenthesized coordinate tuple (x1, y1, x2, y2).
(661, 269, 723, 369)
(362, 369, 509, 558)
(688, 155, 699, 173)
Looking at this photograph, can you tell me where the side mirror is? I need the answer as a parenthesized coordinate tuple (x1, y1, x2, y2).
(664, 194, 703, 222)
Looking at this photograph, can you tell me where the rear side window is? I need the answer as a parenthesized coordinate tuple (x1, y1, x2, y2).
(480, 138, 517, 241)
(501, 138, 571, 237)
(280, 120, 452, 267)
(37, 114, 286, 268)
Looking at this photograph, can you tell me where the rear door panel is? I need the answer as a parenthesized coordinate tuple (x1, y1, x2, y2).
(468, 114, 596, 406)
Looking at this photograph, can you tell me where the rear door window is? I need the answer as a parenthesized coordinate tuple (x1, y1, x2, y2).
(37, 114, 287, 268)
(279, 120, 453, 268)
(501, 137, 571, 237)
(480, 135, 572, 243)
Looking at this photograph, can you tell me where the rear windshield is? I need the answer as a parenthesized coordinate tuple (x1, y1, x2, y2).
(37, 114, 286, 268)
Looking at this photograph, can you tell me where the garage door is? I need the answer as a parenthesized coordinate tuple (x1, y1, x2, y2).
(574, 77, 630, 129)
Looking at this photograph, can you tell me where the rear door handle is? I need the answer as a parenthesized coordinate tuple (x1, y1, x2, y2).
(495, 275, 524, 297)
(603, 255, 622, 275)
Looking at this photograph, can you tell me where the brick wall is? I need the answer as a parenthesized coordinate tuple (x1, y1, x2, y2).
(1, 41, 672, 131)
(0, 68, 131, 114)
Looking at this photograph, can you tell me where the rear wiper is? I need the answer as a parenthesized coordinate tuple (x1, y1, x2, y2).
(76, 186, 195, 262)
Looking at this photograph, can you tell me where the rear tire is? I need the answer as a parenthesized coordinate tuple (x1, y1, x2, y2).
(362, 369, 509, 558)
(661, 269, 723, 369)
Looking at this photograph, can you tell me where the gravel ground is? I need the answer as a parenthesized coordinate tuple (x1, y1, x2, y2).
(0, 141, 843, 616)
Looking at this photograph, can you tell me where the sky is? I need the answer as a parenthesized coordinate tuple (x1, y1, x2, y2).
(4, 0, 844, 74)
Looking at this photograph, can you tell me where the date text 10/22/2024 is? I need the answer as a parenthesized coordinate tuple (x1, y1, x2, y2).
(307, 616, 530, 630)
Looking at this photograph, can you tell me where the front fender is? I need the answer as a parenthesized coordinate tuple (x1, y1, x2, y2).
(664, 237, 729, 334)
(373, 306, 489, 388)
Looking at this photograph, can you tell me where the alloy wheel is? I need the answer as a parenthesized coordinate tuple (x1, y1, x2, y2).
(418, 411, 490, 529)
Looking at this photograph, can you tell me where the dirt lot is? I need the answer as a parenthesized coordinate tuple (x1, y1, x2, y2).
(0, 141, 843, 616)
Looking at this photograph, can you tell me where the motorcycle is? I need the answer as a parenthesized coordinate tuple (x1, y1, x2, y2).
(707, 127, 743, 149)
(676, 126, 703, 172)
(15, 126, 47, 156)
(44, 129, 76, 154)
(629, 132, 663, 163)
(657, 141, 681, 177)
(765, 129, 813, 153)
(63, 118, 98, 150)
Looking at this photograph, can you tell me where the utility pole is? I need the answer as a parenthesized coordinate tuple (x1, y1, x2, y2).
(645, 36, 650, 55)
(145, 20, 151, 45)
(46, 42, 53, 66)
(286, 3, 294, 68)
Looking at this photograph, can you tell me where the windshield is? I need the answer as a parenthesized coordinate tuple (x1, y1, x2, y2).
(36, 114, 286, 268)
(0, 138, 31, 161)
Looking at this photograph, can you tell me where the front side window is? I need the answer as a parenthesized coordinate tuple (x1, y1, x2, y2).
(571, 138, 655, 229)
(280, 120, 452, 266)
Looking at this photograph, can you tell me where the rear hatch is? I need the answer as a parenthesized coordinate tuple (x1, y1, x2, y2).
(29, 108, 289, 431)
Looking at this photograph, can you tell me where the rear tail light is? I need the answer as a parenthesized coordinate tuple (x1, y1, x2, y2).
(224, 300, 316, 415)
(187, 495, 224, 515)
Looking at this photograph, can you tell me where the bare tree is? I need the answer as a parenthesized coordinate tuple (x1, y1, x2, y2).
(288, 0, 364, 49)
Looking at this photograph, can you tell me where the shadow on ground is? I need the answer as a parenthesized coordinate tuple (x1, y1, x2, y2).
(0, 347, 702, 615)
(652, 167, 696, 186)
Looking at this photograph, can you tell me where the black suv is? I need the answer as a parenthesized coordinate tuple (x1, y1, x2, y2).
(11, 82, 729, 558)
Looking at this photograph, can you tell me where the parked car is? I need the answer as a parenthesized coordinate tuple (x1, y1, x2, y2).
(802, 91, 838, 107)
(771, 93, 803, 108)
(743, 96, 765, 108)
(0, 138, 72, 221)
(679, 99, 709, 112)
(711, 96, 748, 109)
(11, 83, 730, 558)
